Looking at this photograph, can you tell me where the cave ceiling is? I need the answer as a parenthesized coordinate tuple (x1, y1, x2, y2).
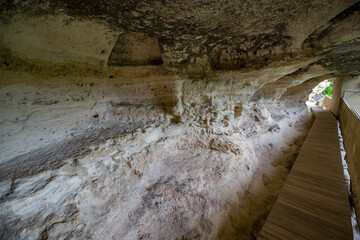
(0, 0, 359, 75)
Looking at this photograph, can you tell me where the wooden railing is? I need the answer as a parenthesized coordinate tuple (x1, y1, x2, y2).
(343, 91, 360, 121)
(339, 97, 360, 225)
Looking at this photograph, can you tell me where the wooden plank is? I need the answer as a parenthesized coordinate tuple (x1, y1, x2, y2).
(260, 221, 306, 240)
(258, 108, 353, 240)
(269, 201, 351, 239)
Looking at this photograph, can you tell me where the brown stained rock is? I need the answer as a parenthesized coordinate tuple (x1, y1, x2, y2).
(108, 32, 163, 66)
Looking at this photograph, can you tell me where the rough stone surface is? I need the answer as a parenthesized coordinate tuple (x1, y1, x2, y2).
(0, 91, 313, 239)
(0, 0, 359, 239)
(108, 32, 163, 66)
(1, 1, 359, 72)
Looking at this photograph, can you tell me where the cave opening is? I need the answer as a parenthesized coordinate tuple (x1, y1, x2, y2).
(306, 79, 332, 108)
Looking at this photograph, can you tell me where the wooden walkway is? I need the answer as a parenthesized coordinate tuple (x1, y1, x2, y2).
(258, 108, 353, 240)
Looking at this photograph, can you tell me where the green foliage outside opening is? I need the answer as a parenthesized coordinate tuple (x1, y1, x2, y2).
(322, 82, 333, 97)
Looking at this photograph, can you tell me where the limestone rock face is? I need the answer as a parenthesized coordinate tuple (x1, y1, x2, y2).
(0, 0, 359, 239)
(0, 83, 313, 239)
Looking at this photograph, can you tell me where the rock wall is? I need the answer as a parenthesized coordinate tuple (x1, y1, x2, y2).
(0, 112, 312, 239)
(0, 67, 178, 174)
(0, 62, 317, 239)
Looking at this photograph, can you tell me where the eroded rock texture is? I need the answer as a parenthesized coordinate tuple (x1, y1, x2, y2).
(0, 0, 359, 239)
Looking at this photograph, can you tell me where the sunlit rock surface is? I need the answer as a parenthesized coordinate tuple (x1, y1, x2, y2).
(0, 0, 359, 239)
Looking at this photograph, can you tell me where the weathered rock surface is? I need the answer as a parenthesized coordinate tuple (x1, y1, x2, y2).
(0, 92, 313, 239)
(1, 1, 360, 72)
(0, 0, 359, 239)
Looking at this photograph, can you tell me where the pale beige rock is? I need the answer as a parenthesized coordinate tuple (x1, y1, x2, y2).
(0, 14, 119, 65)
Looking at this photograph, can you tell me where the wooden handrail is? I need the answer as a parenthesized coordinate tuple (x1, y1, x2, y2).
(343, 98, 360, 121)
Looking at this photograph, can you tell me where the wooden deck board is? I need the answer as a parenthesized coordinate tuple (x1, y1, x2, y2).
(258, 108, 353, 240)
